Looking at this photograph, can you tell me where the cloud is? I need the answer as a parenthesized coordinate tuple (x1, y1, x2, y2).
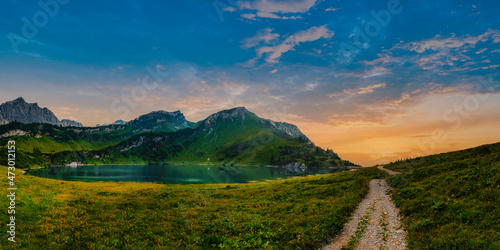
(223, 6, 237, 12)
(396, 29, 499, 54)
(325, 7, 340, 12)
(246, 25, 334, 64)
(238, 0, 318, 14)
(328, 83, 386, 98)
(357, 83, 386, 94)
(365, 29, 500, 75)
(255, 11, 302, 19)
(305, 83, 318, 91)
(241, 28, 280, 49)
(240, 13, 257, 20)
(363, 67, 390, 78)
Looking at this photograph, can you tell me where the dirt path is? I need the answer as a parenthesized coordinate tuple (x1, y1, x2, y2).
(322, 167, 407, 249)
(377, 166, 401, 176)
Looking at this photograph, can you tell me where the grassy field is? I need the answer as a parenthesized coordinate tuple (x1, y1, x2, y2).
(385, 142, 500, 249)
(0, 165, 385, 249)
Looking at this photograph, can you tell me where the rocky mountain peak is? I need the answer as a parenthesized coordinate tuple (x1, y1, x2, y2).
(60, 119, 84, 127)
(0, 97, 60, 125)
(203, 107, 251, 126)
(127, 110, 194, 132)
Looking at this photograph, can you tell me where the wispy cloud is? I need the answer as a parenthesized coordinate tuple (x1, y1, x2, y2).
(328, 83, 386, 98)
(237, 0, 317, 20)
(245, 25, 334, 64)
(325, 7, 340, 12)
(365, 29, 500, 75)
(238, 0, 318, 14)
(241, 28, 280, 49)
(357, 83, 386, 94)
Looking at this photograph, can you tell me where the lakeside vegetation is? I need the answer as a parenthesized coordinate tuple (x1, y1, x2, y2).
(0, 165, 385, 249)
(385, 142, 500, 249)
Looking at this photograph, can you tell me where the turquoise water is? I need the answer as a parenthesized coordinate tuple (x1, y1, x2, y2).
(28, 164, 344, 184)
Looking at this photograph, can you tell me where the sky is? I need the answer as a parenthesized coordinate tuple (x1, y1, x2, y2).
(0, 0, 499, 166)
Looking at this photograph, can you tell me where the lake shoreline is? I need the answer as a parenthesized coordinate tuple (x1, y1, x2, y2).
(25, 164, 351, 184)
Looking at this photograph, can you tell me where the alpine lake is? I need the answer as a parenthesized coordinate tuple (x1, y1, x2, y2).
(28, 164, 346, 184)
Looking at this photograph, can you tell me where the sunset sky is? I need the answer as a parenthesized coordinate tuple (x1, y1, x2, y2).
(1, 0, 499, 166)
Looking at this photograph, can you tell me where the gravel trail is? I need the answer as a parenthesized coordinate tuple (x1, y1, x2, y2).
(322, 168, 407, 250)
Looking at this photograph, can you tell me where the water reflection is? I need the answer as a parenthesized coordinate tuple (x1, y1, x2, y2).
(29, 164, 346, 184)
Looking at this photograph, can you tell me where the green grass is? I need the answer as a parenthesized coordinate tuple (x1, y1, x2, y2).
(0, 165, 385, 249)
(385, 142, 500, 249)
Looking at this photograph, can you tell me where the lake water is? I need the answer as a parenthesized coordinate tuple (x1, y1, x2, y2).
(28, 164, 344, 184)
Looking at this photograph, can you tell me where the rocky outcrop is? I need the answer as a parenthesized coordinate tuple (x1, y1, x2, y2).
(202, 107, 249, 127)
(267, 120, 310, 141)
(60, 119, 83, 127)
(0, 97, 60, 125)
(0, 129, 28, 138)
(282, 162, 307, 172)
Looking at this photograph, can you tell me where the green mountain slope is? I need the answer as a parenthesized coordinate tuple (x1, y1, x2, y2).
(0, 109, 195, 155)
(125, 110, 194, 132)
(384, 142, 500, 249)
(50, 107, 355, 167)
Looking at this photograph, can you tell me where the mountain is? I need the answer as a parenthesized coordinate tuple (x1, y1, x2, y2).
(0, 97, 85, 128)
(0, 102, 355, 168)
(127, 110, 194, 132)
(60, 119, 83, 127)
(0, 97, 60, 125)
(61, 107, 354, 167)
(0, 101, 195, 157)
(112, 120, 127, 125)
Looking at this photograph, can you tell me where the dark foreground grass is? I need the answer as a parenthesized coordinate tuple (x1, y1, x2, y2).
(385, 142, 500, 249)
(0, 166, 385, 249)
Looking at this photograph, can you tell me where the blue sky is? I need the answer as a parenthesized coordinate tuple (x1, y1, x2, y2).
(0, 0, 499, 166)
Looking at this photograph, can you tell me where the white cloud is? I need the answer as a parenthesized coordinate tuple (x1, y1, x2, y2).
(397, 29, 500, 53)
(241, 28, 280, 49)
(240, 13, 257, 20)
(357, 83, 386, 94)
(325, 7, 340, 12)
(365, 30, 500, 75)
(363, 67, 390, 78)
(223, 6, 237, 12)
(248, 25, 334, 64)
(306, 83, 318, 91)
(328, 83, 386, 98)
(255, 11, 302, 19)
(238, 0, 318, 14)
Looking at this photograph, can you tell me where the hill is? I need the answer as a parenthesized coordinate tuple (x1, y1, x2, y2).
(384, 142, 500, 249)
(50, 107, 356, 167)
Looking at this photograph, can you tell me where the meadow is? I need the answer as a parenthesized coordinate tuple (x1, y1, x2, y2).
(385, 142, 500, 249)
(0, 165, 385, 249)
